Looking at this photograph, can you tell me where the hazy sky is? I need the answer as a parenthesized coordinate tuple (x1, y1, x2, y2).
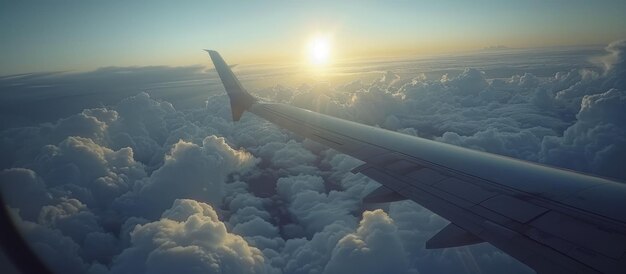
(1, 0, 625, 75)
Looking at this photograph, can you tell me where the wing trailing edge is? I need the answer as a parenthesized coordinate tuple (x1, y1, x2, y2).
(426, 223, 484, 249)
(362, 185, 407, 204)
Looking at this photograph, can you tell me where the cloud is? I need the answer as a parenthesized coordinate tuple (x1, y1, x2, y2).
(0, 168, 51, 220)
(540, 88, 626, 179)
(114, 136, 257, 220)
(600, 39, 626, 88)
(0, 92, 266, 273)
(276, 174, 368, 237)
(258, 140, 319, 176)
(32, 136, 146, 207)
(0, 66, 215, 129)
(38, 198, 102, 244)
(280, 221, 354, 274)
(324, 210, 415, 274)
(109, 199, 276, 274)
(9, 211, 89, 274)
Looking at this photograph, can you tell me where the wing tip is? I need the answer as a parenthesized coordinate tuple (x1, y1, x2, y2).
(205, 49, 256, 122)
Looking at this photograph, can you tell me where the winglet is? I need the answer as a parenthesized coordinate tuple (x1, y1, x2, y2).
(206, 50, 256, 121)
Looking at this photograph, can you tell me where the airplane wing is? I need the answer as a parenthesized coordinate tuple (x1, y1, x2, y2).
(206, 50, 626, 274)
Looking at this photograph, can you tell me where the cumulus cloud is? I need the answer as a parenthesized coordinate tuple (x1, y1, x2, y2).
(280, 221, 354, 274)
(114, 136, 257, 220)
(324, 210, 415, 274)
(276, 174, 372, 237)
(0, 168, 51, 220)
(33, 136, 146, 207)
(1, 92, 265, 273)
(38, 198, 102, 244)
(9, 211, 89, 274)
(258, 140, 318, 175)
(109, 199, 276, 274)
(541, 88, 626, 179)
(600, 39, 626, 88)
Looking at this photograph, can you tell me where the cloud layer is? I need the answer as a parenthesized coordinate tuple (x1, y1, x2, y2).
(2, 41, 625, 274)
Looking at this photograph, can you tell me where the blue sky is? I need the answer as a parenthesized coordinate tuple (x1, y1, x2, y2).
(1, 0, 625, 75)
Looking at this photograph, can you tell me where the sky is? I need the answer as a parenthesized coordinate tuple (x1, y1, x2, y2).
(1, 0, 626, 75)
(1, 1, 626, 274)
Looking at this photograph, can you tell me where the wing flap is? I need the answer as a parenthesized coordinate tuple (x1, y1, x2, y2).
(433, 177, 497, 204)
(480, 195, 548, 223)
(362, 185, 407, 204)
(426, 223, 484, 249)
(529, 211, 626, 259)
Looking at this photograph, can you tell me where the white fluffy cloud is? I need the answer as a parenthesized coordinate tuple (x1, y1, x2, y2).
(114, 136, 257, 220)
(33, 136, 146, 207)
(541, 88, 626, 178)
(110, 199, 275, 274)
(276, 174, 368, 237)
(280, 221, 354, 274)
(324, 210, 415, 274)
(600, 39, 626, 89)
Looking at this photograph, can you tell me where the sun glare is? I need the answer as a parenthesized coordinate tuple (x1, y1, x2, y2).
(308, 35, 331, 66)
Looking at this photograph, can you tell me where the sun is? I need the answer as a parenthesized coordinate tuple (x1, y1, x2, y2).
(307, 35, 331, 66)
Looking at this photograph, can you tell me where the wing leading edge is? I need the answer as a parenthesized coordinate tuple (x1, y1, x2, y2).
(207, 51, 626, 274)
